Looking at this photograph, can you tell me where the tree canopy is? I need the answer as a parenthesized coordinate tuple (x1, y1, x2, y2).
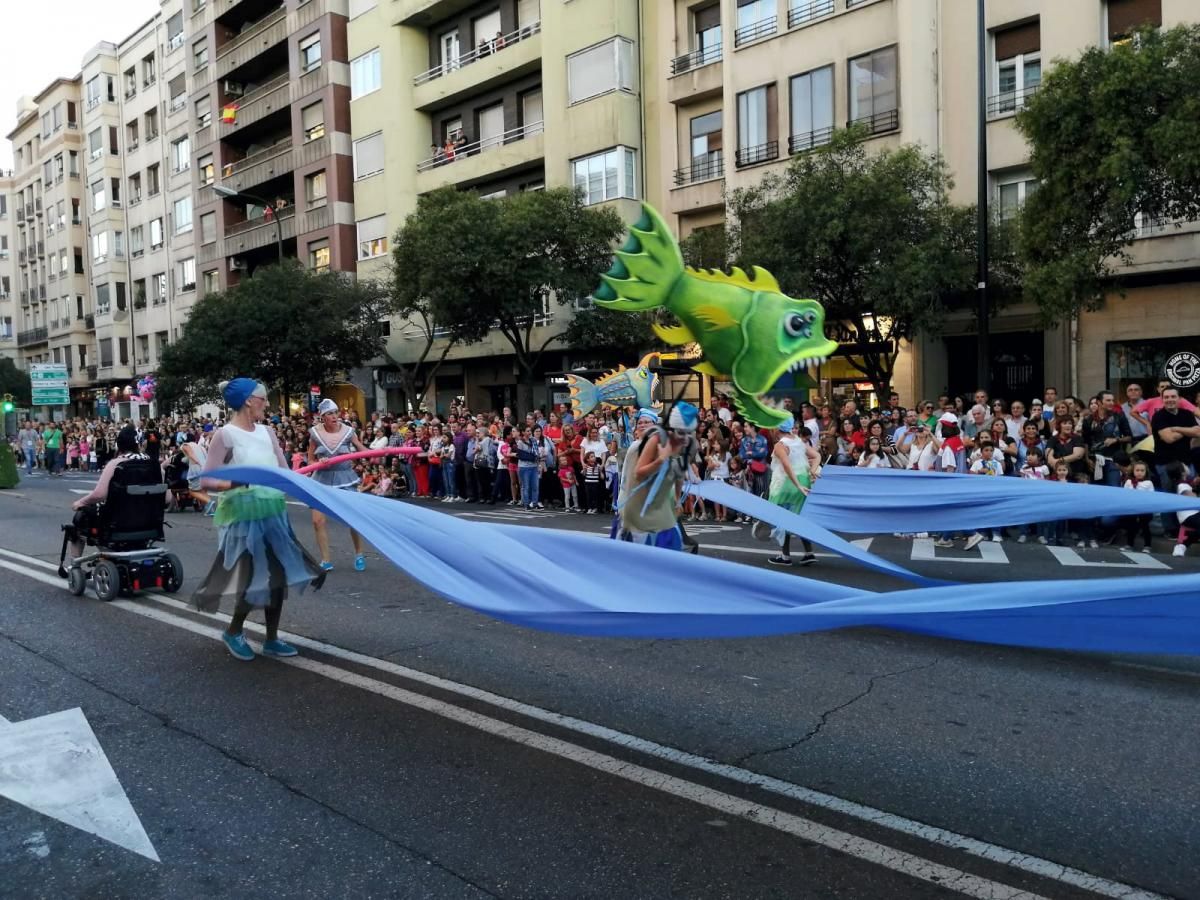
(0, 357, 32, 407)
(157, 263, 390, 411)
(725, 127, 1003, 396)
(1017, 24, 1200, 322)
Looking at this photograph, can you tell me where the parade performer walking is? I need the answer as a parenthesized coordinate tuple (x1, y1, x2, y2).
(614, 402, 700, 550)
(194, 378, 324, 661)
(307, 398, 368, 572)
(753, 415, 822, 566)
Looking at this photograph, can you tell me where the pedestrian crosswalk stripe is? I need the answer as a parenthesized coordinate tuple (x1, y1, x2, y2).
(911, 538, 1009, 564)
(1046, 546, 1170, 570)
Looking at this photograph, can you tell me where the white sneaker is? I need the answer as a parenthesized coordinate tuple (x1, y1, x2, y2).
(1088, 539, 1099, 549)
(1141, 546, 1152, 554)
(964, 533, 984, 551)
(1017, 534, 1027, 544)
(1037, 536, 1048, 545)
(991, 534, 1003, 543)
(1173, 544, 1187, 558)
(1076, 540, 1086, 548)
(1119, 546, 1132, 552)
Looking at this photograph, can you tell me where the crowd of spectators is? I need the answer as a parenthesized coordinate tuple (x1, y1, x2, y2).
(11, 376, 1200, 556)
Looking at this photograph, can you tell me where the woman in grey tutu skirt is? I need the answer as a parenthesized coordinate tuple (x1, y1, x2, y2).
(307, 398, 369, 572)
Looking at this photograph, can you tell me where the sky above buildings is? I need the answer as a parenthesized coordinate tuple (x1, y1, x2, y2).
(0, 0, 157, 171)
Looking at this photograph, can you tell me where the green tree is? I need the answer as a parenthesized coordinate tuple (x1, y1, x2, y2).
(0, 357, 32, 406)
(413, 187, 624, 413)
(157, 262, 391, 412)
(726, 127, 990, 397)
(1017, 24, 1200, 322)
(563, 307, 662, 358)
(679, 222, 728, 270)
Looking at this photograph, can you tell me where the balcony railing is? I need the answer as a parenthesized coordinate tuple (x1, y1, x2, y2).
(225, 137, 292, 177)
(168, 31, 185, 51)
(225, 206, 295, 237)
(986, 85, 1039, 117)
(416, 121, 544, 172)
(414, 21, 541, 85)
(670, 44, 722, 75)
(217, 7, 288, 61)
(674, 154, 724, 186)
(17, 326, 48, 347)
(169, 94, 187, 113)
(735, 16, 777, 47)
(788, 0, 834, 27)
(848, 107, 899, 135)
(789, 125, 835, 154)
(735, 140, 779, 168)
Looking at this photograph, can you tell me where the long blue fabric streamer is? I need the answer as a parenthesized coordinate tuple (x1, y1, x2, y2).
(802, 467, 1200, 534)
(213, 466, 1200, 653)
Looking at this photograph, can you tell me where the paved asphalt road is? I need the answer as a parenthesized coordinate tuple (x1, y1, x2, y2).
(0, 471, 1197, 899)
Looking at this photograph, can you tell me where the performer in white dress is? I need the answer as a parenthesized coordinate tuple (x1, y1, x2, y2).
(307, 398, 369, 571)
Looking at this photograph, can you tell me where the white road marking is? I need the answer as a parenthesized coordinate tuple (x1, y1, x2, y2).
(1045, 546, 1170, 570)
(23, 830, 50, 859)
(68, 489, 91, 495)
(0, 547, 1167, 899)
(0, 492, 27, 498)
(912, 538, 1009, 564)
(0, 707, 159, 862)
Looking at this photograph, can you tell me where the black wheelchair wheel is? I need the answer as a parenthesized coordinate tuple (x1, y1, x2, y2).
(67, 567, 87, 596)
(162, 553, 184, 593)
(93, 560, 122, 602)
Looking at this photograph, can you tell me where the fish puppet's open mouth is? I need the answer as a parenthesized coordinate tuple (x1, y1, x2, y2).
(730, 340, 837, 427)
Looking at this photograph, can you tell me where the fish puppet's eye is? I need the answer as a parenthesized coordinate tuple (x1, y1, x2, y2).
(783, 312, 812, 338)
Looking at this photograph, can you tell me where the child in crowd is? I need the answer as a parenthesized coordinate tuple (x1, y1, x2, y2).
(558, 454, 579, 512)
(581, 451, 603, 514)
(1120, 460, 1155, 553)
(1042, 460, 1073, 546)
(685, 455, 706, 521)
(1165, 461, 1200, 558)
(1072, 473, 1099, 549)
(726, 454, 750, 523)
(959, 443, 1005, 546)
(1017, 447, 1049, 543)
(374, 467, 393, 497)
(704, 442, 730, 522)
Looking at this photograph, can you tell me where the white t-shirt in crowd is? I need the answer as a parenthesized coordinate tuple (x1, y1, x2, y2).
(938, 444, 958, 472)
(913, 441, 937, 471)
(1005, 415, 1027, 440)
(1176, 482, 1197, 524)
(1019, 464, 1049, 479)
(803, 417, 821, 447)
(717, 407, 732, 423)
(1123, 478, 1154, 491)
(970, 457, 1004, 476)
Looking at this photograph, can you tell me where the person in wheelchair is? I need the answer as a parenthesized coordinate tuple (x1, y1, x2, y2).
(65, 426, 149, 559)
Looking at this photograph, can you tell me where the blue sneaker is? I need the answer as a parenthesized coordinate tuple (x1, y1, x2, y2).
(261, 639, 298, 658)
(222, 632, 255, 661)
(354, 554, 366, 572)
(319, 560, 334, 572)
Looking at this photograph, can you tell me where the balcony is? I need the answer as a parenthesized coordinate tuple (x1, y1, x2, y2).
(393, 0, 492, 27)
(790, 125, 835, 154)
(986, 85, 1039, 118)
(216, 7, 289, 81)
(219, 206, 297, 256)
(85, 314, 95, 329)
(415, 22, 540, 85)
(17, 326, 48, 347)
(670, 159, 725, 217)
(734, 16, 777, 47)
(218, 138, 295, 194)
(412, 26, 543, 112)
(788, 0, 834, 28)
(217, 74, 289, 136)
(415, 122, 545, 192)
(670, 44, 721, 76)
(735, 140, 779, 168)
(848, 107, 899, 136)
(674, 154, 724, 187)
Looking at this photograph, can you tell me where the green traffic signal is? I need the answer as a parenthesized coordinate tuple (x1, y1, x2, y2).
(2, 403, 12, 413)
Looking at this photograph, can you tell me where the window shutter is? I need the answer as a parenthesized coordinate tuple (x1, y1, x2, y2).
(357, 215, 386, 245)
(694, 4, 721, 32)
(1107, 0, 1161, 39)
(354, 132, 384, 178)
(994, 20, 1040, 60)
(302, 102, 323, 131)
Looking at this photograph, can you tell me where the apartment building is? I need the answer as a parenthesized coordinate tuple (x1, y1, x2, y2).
(0, 170, 17, 358)
(6, 79, 94, 400)
(190, 0, 358, 293)
(647, 0, 1199, 405)
(349, 0, 647, 413)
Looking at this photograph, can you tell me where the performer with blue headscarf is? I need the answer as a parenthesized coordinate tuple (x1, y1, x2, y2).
(614, 402, 701, 551)
(193, 377, 325, 661)
(752, 414, 822, 567)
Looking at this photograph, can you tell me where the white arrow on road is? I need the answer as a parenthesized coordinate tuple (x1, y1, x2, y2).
(0, 708, 159, 862)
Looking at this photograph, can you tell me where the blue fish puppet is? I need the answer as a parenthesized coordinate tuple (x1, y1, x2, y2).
(566, 352, 660, 419)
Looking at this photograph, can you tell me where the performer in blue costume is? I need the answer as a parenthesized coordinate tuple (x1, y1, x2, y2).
(752, 414, 822, 567)
(193, 378, 324, 661)
(308, 398, 368, 572)
(615, 402, 701, 550)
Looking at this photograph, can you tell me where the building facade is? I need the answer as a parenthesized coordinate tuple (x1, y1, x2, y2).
(646, 0, 1199, 407)
(349, 0, 647, 413)
(0, 169, 17, 358)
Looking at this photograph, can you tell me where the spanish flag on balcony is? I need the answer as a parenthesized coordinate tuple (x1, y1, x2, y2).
(220, 103, 239, 125)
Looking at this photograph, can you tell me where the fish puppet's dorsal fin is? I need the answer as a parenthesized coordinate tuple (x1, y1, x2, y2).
(685, 264, 782, 295)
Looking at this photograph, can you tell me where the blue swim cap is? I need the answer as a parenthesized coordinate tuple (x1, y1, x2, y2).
(777, 415, 796, 433)
(221, 377, 264, 410)
(636, 407, 660, 424)
(668, 401, 699, 432)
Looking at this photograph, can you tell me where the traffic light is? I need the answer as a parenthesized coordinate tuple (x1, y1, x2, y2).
(1, 394, 12, 414)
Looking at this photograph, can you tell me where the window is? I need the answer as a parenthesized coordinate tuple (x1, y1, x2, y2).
(142, 54, 156, 86)
(309, 240, 331, 273)
(173, 197, 193, 234)
(198, 154, 214, 186)
(147, 164, 160, 196)
(353, 132, 384, 179)
(521, 89, 544, 135)
(195, 96, 211, 129)
(735, 0, 776, 45)
(88, 128, 102, 161)
(150, 218, 164, 249)
(300, 33, 322, 72)
(109, 125, 119, 155)
(126, 119, 139, 148)
(41, 112, 51, 139)
(202, 269, 220, 295)
(70, 150, 80, 177)
(151, 272, 167, 303)
(688, 110, 723, 180)
(357, 215, 388, 260)
(518, 0, 539, 28)
(996, 172, 1038, 220)
(119, 337, 129, 366)
(125, 67, 137, 98)
(1107, 0, 1161, 46)
(992, 21, 1040, 115)
(177, 258, 196, 292)
(478, 103, 505, 150)
(97, 284, 111, 315)
(848, 45, 898, 132)
(790, 65, 833, 151)
(200, 212, 216, 244)
(167, 12, 184, 50)
(115, 282, 127, 311)
(351, 49, 381, 99)
(145, 109, 159, 139)
(305, 170, 327, 207)
(54, 153, 64, 182)
(92, 231, 108, 262)
(472, 9, 500, 48)
(567, 38, 635, 104)
(85, 76, 101, 110)
(110, 177, 121, 206)
(91, 179, 106, 212)
(129, 173, 141, 204)
(302, 102, 325, 142)
(113, 231, 125, 258)
(99, 337, 113, 366)
(171, 136, 191, 173)
(571, 146, 638, 205)
(130, 226, 144, 257)
(168, 75, 186, 112)
(193, 39, 209, 71)
(736, 83, 778, 165)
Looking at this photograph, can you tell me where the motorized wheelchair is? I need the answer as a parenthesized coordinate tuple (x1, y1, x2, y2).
(59, 457, 183, 602)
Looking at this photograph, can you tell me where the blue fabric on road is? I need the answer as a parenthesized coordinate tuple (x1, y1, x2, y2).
(801, 467, 1200, 534)
(212, 466, 1200, 653)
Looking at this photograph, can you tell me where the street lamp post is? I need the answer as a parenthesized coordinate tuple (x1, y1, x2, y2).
(975, 0, 991, 395)
(213, 184, 284, 264)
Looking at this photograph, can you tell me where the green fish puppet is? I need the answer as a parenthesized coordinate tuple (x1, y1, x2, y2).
(592, 204, 838, 428)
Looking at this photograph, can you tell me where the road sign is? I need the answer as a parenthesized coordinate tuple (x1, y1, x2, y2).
(29, 363, 69, 406)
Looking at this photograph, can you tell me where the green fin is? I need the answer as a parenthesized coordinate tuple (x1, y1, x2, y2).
(593, 204, 685, 312)
(652, 322, 696, 346)
(691, 304, 738, 331)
